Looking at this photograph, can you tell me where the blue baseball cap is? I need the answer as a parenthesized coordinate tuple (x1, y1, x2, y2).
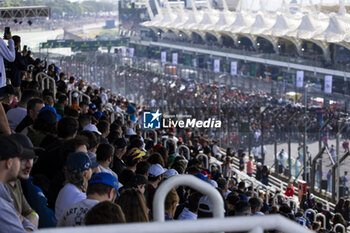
(196, 173, 208, 181)
(89, 103, 97, 111)
(40, 105, 61, 121)
(89, 172, 119, 194)
(66, 152, 93, 173)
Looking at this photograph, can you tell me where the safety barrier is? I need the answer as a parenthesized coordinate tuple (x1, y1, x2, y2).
(35, 72, 56, 98)
(68, 90, 91, 106)
(287, 199, 298, 213)
(243, 178, 254, 189)
(27, 64, 35, 72)
(163, 138, 177, 151)
(209, 163, 222, 173)
(153, 175, 224, 222)
(333, 223, 346, 233)
(305, 209, 317, 221)
(143, 129, 158, 145)
(37, 215, 313, 233)
(273, 193, 288, 206)
(196, 153, 209, 169)
(176, 145, 190, 160)
(255, 185, 270, 203)
(315, 213, 326, 229)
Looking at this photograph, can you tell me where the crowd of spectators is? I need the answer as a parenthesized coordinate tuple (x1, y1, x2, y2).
(0, 32, 349, 233)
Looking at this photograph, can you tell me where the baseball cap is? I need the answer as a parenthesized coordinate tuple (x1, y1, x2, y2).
(125, 128, 136, 136)
(164, 169, 179, 179)
(40, 105, 61, 121)
(0, 135, 25, 160)
(89, 103, 97, 111)
(148, 163, 167, 177)
(127, 147, 146, 160)
(89, 172, 119, 192)
(196, 173, 208, 182)
(37, 110, 58, 125)
(198, 195, 213, 213)
(66, 152, 93, 173)
(83, 124, 102, 135)
(9, 133, 42, 160)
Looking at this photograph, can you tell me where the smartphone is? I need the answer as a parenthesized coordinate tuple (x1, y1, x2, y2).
(4, 27, 10, 39)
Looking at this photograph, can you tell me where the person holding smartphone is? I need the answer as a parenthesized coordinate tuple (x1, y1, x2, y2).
(0, 27, 15, 88)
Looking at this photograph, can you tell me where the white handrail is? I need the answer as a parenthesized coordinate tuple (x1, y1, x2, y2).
(153, 175, 224, 222)
(243, 178, 254, 189)
(176, 145, 190, 160)
(115, 112, 125, 124)
(164, 138, 177, 151)
(27, 64, 35, 71)
(36, 215, 313, 233)
(68, 90, 91, 106)
(209, 163, 223, 173)
(315, 213, 326, 229)
(255, 185, 270, 203)
(143, 129, 158, 145)
(305, 209, 317, 222)
(273, 193, 287, 206)
(333, 223, 346, 233)
(287, 199, 298, 213)
(35, 72, 57, 98)
(196, 153, 209, 169)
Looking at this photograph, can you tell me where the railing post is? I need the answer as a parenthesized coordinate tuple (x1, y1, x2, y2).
(153, 175, 224, 222)
(196, 153, 209, 169)
(176, 145, 190, 160)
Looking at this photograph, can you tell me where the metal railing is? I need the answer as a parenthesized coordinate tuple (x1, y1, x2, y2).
(35, 72, 57, 98)
(68, 90, 91, 106)
(37, 215, 313, 233)
(333, 223, 346, 233)
(196, 153, 209, 169)
(153, 175, 224, 221)
(143, 129, 158, 145)
(176, 145, 190, 160)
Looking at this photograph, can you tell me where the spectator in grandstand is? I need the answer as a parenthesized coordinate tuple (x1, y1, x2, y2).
(125, 100, 136, 127)
(178, 192, 201, 220)
(58, 172, 119, 227)
(54, 94, 68, 117)
(147, 163, 166, 209)
(7, 35, 26, 97)
(285, 180, 295, 198)
(55, 152, 95, 220)
(117, 188, 149, 222)
(99, 87, 108, 105)
(27, 107, 58, 147)
(1, 85, 17, 113)
(249, 197, 264, 216)
(0, 28, 15, 88)
(15, 98, 44, 133)
(239, 153, 245, 171)
(246, 155, 254, 177)
(6, 134, 39, 228)
(7, 89, 38, 130)
(111, 138, 127, 177)
(96, 120, 110, 144)
(164, 188, 179, 221)
(0, 135, 36, 232)
(56, 72, 67, 94)
(342, 139, 349, 152)
(234, 201, 251, 216)
(222, 156, 233, 179)
(332, 213, 347, 232)
(85, 201, 126, 226)
(261, 165, 270, 186)
(217, 177, 231, 198)
(96, 143, 118, 180)
(237, 181, 248, 202)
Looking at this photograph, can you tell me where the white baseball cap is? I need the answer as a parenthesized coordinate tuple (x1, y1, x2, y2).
(83, 124, 101, 135)
(164, 169, 179, 179)
(148, 164, 167, 177)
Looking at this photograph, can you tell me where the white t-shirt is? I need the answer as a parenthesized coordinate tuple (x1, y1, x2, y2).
(57, 199, 99, 227)
(98, 165, 118, 180)
(55, 184, 87, 221)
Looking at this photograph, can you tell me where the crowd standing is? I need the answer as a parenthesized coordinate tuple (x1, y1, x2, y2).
(0, 32, 348, 233)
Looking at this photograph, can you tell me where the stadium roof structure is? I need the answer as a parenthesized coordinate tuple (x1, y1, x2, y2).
(0, 6, 51, 19)
(141, 0, 350, 61)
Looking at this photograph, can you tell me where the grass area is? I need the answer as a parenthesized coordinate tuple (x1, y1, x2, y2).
(77, 28, 119, 40)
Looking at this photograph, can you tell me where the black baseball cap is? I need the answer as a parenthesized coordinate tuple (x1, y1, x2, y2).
(114, 138, 127, 150)
(9, 133, 41, 160)
(0, 135, 26, 160)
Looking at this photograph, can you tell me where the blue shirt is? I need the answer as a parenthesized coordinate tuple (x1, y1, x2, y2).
(126, 104, 136, 122)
